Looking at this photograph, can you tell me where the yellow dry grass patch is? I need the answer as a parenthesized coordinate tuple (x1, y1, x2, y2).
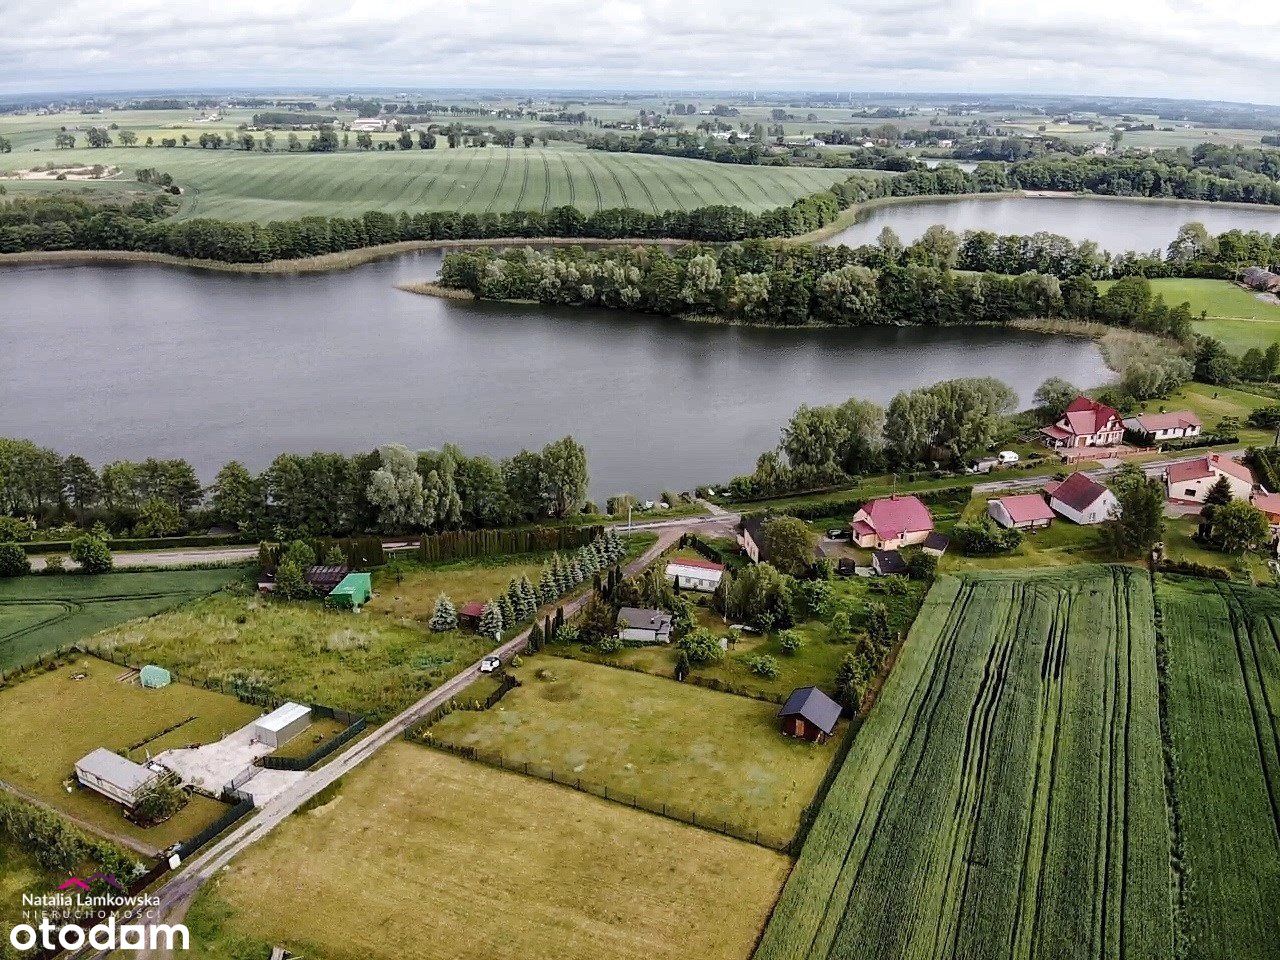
(190, 743, 789, 960)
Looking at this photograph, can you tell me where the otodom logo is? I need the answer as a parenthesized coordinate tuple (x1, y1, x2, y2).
(10, 877, 188, 953)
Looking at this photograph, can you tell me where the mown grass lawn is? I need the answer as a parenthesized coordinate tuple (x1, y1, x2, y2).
(0, 568, 245, 673)
(0, 656, 257, 849)
(185, 742, 789, 960)
(426, 655, 838, 849)
(1099, 277, 1280, 355)
(940, 495, 1111, 572)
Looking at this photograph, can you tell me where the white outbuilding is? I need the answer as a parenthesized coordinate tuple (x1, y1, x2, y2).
(75, 748, 160, 809)
(253, 702, 312, 749)
(664, 558, 725, 592)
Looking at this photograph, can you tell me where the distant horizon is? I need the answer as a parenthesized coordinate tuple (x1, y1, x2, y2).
(3, 85, 1278, 113)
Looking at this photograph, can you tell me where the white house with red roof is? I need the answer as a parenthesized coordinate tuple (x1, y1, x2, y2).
(849, 495, 934, 550)
(1040, 396, 1125, 449)
(987, 493, 1056, 531)
(1164, 454, 1255, 504)
(1122, 411, 1202, 444)
(664, 557, 725, 592)
(1045, 473, 1120, 525)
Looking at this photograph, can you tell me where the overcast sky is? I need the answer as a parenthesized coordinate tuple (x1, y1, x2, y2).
(1, 0, 1276, 104)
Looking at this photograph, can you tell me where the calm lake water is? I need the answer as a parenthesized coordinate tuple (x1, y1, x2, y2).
(825, 195, 1280, 252)
(0, 252, 1110, 499)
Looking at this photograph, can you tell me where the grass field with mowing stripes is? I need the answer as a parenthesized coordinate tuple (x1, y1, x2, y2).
(757, 566, 1172, 960)
(1157, 575, 1280, 960)
(4, 147, 856, 222)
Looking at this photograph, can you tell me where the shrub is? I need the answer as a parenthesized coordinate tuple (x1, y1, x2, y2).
(0, 516, 32, 542)
(0, 542, 30, 577)
(42, 554, 65, 575)
(779, 630, 803, 655)
(746, 654, 780, 679)
(677, 628, 724, 665)
(953, 518, 1022, 555)
(907, 551, 938, 581)
(69, 534, 113, 573)
(596, 635, 623, 653)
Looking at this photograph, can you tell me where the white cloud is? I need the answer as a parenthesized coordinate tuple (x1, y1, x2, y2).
(0, 0, 1276, 103)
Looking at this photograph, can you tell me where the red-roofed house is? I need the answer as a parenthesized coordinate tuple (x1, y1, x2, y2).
(1122, 411, 1202, 444)
(849, 495, 935, 549)
(1251, 492, 1280, 529)
(1040, 396, 1125, 450)
(665, 557, 725, 592)
(987, 493, 1055, 531)
(1164, 454, 1255, 503)
(1045, 473, 1120, 525)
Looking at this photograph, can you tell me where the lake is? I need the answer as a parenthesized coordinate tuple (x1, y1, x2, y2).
(824, 195, 1280, 253)
(0, 253, 1110, 499)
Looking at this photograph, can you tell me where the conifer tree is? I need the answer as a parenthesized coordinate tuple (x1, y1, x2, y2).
(478, 602, 503, 639)
(428, 594, 458, 632)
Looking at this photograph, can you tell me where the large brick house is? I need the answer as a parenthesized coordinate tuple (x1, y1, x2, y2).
(1040, 396, 1125, 450)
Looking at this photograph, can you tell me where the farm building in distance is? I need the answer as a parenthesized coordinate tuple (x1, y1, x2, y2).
(1040, 395, 1125, 450)
(1045, 473, 1119, 525)
(1123, 411, 1202, 444)
(778, 687, 841, 744)
(327, 572, 372, 610)
(1164, 454, 1255, 503)
(665, 558, 725, 592)
(74, 748, 161, 809)
(139, 664, 172, 689)
(988, 493, 1055, 531)
(253, 702, 312, 749)
(617, 607, 673, 644)
(849, 495, 934, 550)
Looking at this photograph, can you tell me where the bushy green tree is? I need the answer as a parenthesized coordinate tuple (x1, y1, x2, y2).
(69, 535, 112, 573)
(1101, 464, 1165, 559)
(0, 542, 30, 578)
(677, 627, 724, 665)
(478, 602, 504, 639)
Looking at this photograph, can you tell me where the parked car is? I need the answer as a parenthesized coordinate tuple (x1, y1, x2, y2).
(997, 450, 1021, 465)
(826, 527, 849, 540)
(479, 656, 502, 674)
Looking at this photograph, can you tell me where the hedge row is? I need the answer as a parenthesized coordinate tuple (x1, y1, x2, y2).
(22, 532, 245, 555)
(417, 525, 604, 563)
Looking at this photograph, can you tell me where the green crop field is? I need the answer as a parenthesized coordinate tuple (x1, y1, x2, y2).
(0, 568, 244, 673)
(758, 566, 1173, 960)
(2, 146, 854, 222)
(185, 742, 789, 960)
(1157, 576, 1280, 960)
(0, 656, 258, 851)
(425, 654, 838, 848)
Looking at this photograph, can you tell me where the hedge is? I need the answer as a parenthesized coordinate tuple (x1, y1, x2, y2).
(417, 525, 603, 564)
(23, 532, 246, 555)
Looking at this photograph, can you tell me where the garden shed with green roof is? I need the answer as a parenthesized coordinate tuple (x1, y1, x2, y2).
(327, 572, 373, 610)
(139, 664, 172, 688)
